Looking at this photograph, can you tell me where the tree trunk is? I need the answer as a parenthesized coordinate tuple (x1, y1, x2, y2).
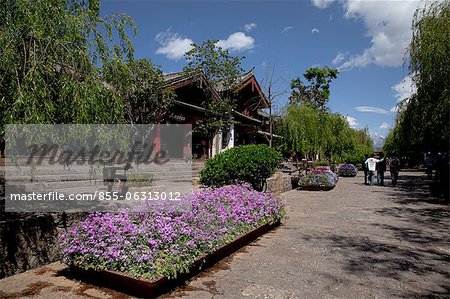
(208, 137, 212, 158)
(269, 104, 273, 147)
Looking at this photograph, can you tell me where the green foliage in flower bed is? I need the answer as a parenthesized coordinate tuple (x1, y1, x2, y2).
(312, 161, 329, 167)
(338, 163, 358, 177)
(298, 168, 338, 190)
(58, 185, 284, 279)
(199, 144, 283, 191)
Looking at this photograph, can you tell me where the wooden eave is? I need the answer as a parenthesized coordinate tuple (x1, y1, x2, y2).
(173, 100, 206, 113)
(163, 70, 222, 102)
(234, 75, 269, 109)
(232, 110, 262, 125)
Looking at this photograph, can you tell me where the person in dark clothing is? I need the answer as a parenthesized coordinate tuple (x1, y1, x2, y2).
(377, 152, 386, 186)
(389, 154, 400, 187)
(425, 153, 434, 179)
(362, 154, 369, 185)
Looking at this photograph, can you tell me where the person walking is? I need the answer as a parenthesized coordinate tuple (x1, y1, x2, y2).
(365, 153, 384, 186)
(362, 154, 369, 185)
(425, 153, 434, 178)
(377, 152, 386, 186)
(389, 154, 400, 187)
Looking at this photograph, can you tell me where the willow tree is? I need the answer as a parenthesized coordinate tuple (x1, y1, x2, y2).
(283, 104, 322, 160)
(0, 0, 136, 136)
(387, 1, 450, 159)
(323, 113, 356, 164)
(348, 127, 374, 164)
(282, 103, 372, 164)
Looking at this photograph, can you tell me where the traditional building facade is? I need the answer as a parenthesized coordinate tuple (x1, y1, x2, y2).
(162, 68, 276, 159)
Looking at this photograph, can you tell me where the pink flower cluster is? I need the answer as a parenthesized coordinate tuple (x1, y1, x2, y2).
(299, 168, 339, 189)
(59, 184, 284, 279)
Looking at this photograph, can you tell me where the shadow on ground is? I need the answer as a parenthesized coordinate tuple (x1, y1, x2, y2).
(302, 231, 449, 298)
(305, 173, 450, 298)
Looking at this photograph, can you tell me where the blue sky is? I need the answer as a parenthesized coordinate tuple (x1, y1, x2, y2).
(102, 0, 419, 138)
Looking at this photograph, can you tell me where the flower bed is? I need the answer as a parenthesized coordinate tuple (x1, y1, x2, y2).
(338, 163, 358, 177)
(59, 185, 284, 280)
(298, 168, 338, 191)
(69, 221, 279, 297)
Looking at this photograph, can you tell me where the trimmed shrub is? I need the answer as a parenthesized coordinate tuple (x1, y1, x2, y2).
(338, 163, 358, 177)
(199, 144, 283, 191)
(298, 168, 338, 191)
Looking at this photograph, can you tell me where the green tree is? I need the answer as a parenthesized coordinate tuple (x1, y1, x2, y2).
(289, 66, 339, 110)
(184, 40, 243, 84)
(346, 127, 374, 166)
(0, 0, 136, 135)
(282, 104, 322, 159)
(386, 1, 449, 161)
(183, 40, 244, 156)
(323, 113, 356, 164)
(104, 58, 175, 124)
(282, 104, 372, 164)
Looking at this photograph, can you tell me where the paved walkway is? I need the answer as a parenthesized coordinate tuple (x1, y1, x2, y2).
(0, 171, 449, 298)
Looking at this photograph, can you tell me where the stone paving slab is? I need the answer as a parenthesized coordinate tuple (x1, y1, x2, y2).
(0, 262, 130, 299)
(165, 172, 449, 299)
(0, 171, 449, 298)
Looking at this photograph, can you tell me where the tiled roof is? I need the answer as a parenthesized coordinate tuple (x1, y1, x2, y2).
(163, 68, 222, 101)
(162, 69, 204, 88)
(163, 67, 268, 109)
(213, 68, 255, 92)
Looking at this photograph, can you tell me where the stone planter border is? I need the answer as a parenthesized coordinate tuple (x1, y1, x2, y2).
(68, 220, 281, 297)
(338, 174, 357, 178)
(297, 185, 335, 191)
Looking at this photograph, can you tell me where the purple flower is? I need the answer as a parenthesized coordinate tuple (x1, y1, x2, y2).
(338, 164, 358, 177)
(58, 185, 284, 279)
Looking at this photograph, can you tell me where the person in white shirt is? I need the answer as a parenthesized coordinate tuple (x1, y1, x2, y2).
(365, 153, 384, 186)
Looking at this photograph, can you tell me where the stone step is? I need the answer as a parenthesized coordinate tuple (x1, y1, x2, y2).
(7, 170, 193, 182)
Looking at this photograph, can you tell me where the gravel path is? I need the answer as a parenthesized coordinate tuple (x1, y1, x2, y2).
(0, 171, 448, 298)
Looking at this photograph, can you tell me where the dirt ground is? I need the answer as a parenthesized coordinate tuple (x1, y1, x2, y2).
(0, 170, 449, 298)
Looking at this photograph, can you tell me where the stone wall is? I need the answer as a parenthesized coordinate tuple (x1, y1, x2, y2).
(266, 172, 292, 195)
(0, 209, 85, 278)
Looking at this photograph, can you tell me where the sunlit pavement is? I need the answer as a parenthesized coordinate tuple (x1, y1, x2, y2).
(0, 171, 448, 298)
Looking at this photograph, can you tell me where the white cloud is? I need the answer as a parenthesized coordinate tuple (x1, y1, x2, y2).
(155, 29, 194, 60)
(332, 52, 346, 65)
(379, 122, 390, 130)
(217, 32, 255, 52)
(390, 75, 416, 113)
(346, 116, 359, 128)
(334, 1, 420, 70)
(243, 23, 257, 32)
(311, 28, 320, 34)
(392, 75, 416, 103)
(355, 106, 389, 114)
(338, 49, 372, 70)
(390, 106, 399, 113)
(281, 26, 294, 34)
(311, 0, 335, 9)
